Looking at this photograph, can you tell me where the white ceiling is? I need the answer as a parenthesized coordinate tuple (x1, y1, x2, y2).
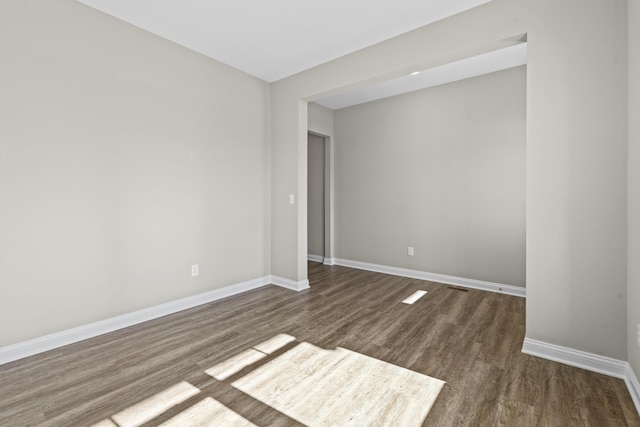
(77, 0, 492, 82)
(77, 0, 527, 109)
(317, 43, 527, 110)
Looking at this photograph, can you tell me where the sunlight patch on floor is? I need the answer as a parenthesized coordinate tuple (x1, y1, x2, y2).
(402, 290, 428, 304)
(232, 341, 445, 426)
(91, 419, 117, 427)
(205, 348, 267, 380)
(94, 334, 444, 426)
(159, 397, 257, 426)
(252, 333, 296, 354)
(204, 334, 297, 381)
(93, 381, 200, 427)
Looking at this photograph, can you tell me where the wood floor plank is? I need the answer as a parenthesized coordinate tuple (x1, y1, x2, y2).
(1, 262, 639, 426)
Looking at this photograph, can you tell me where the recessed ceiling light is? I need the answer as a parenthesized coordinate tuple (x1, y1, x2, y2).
(410, 71, 421, 76)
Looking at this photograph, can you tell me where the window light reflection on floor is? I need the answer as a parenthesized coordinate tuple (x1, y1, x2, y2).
(92, 381, 200, 427)
(93, 333, 444, 426)
(228, 341, 445, 427)
(402, 290, 428, 304)
(204, 333, 297, 380)
(159, 397, 257, 426)
(205, 348, 267, 381)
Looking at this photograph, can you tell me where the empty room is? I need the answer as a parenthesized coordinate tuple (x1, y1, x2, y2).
(1, 0, 639, 426)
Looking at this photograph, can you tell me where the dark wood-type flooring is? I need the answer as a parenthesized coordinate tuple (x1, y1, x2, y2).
(1, 262, 639, 426)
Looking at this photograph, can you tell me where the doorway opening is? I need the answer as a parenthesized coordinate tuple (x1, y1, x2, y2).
(307, 132, 326, 263)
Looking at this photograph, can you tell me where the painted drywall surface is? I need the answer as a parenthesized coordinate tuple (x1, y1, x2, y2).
(307, 134, 325, 258)
(272, 0, 628, 359)
(308, 102, 334, 138)
(308, 102, 335, 261)
(525, 0, 628, 359)
(629, 0, 640, 377)
(272, 0, 526, 282)
(0, 0, 270, 347)
(334, 67, 525, 287)
(271, 93, 309, 280)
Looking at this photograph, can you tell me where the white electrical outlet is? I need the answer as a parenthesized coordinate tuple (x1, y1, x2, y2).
(191, 264, 199, 277)
(408, 246, 414, 256)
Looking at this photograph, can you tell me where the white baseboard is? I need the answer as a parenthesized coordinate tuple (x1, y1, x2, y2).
(333, 258, 525, 297)
(323, 258, 335, 266)
(0, 275, 308, 366)
(522, 338, 628, 377)
(271, 275, 310, 291)
(522, 338, 640, 415)
(307, 254, 324, 263)
(625, 363, 640, 416)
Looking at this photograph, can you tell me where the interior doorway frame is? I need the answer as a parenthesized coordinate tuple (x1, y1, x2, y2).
(307, 129, 334, 265)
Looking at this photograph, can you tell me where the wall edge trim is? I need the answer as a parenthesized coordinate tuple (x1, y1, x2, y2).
(333, 258, 525, 297)
(625, 362, 640, 415)
(307, 254, 324, 263)
(522, 337, 640, 416)
(270, 275, 310, 292)
(0, 276, 273, 366)
(522, 337, 628, 378)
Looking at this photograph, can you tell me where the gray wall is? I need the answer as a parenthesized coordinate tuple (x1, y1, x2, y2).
(308, 103, 335, 262)
(307, 134, 325, 258)
(0, 0, 270, 347)
(271, 0, 629, 361)
(525, 0, 627, 359)
(629, 0, 640, 377)
(1, 0, 637, 383)
(308, 103, 335, 138)
(333, 67, 526, 287)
